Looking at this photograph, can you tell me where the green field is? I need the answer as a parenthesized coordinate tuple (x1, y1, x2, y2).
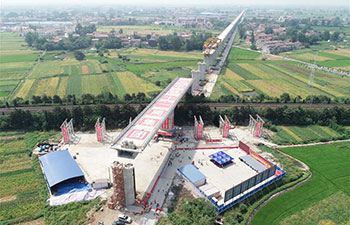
(211, 47, 350, 99)
(251, 142, 350, 225)
(0, 33, 39, 98)
(0, 132, 102, 225)
(272, 125, 346, 145)
(97, 25, 219, 36)
(0, 132, 56, 224)
(281, 47, 350, 70)
(280, 191, 350, 225)
(10, 46, 199, 100)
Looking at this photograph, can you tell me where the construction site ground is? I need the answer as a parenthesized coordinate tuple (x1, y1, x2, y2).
(63, 131, 173, 198)
(83, 125, 278, 225)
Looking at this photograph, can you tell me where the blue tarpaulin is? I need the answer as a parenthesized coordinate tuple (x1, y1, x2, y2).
(209, 151, 233, 166)
(39, 150, 85, 188)
(56, 183, 92, 196)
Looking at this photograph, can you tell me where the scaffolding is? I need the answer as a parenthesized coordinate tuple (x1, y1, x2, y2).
(108, 161, 126, 209)
(60, 119, 79, 144)
(95, 118, 112, 143)
(194, 115, 204, 140)
(249, 114, 265, 138)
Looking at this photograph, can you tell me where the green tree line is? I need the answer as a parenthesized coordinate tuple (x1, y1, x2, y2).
(1, 104, 349, 133)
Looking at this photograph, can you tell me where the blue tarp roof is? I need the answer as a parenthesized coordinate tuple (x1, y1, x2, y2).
(209, 151, 233, 166)
(39, 150, 84, 188)
(178, 164, 206, 183)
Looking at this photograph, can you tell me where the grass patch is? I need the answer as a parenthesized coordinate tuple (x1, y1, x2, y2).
(272, 125, 345, 145)
(251, 142, 350, 225)
(228, 47, 261, 60)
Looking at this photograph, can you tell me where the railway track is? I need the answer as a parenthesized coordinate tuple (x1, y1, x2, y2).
(0, 102, 348, 114)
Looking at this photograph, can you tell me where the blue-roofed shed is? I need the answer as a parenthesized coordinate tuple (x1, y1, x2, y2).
(39, 150, 85, 191)
(177, 164, 206, 187)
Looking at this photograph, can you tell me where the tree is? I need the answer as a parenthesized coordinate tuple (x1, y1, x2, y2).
(323, 30, 330, 41)
(74, 51, 85, 60)
(25, 32, 38, 47)
(75, 23, 83, 35)
(280, 93, 291, 103)
(158, 36, 169, 50)
(250, 44, 257, 50)
(250, 30, 255, 44)
(53, 95, 62, 104)
(330, 31, 340, 41)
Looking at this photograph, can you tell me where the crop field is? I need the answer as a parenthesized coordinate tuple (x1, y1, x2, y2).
(0, 32, 39, 98)
(272, 125, 345, 145)
(9, 45, 200, 100)
(0, 131, 102, 225)
(251, 142, 350, 225)
(116, 71, 162, 96)
(227, 47, 261, 60)
(97, 25, 217, 35)
(280, 191, 350, 225)
(281, 48, 350, 70)
(144, 68, 192, 87)
(0, 132, 57, 224)
(211, 46, 350, 99)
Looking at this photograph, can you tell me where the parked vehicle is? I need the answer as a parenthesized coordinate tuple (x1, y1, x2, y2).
(118, 214, 132, 224)
(112, 221, 125, 225)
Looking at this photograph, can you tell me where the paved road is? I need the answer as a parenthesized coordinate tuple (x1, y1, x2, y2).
(0, 103, 349, 114)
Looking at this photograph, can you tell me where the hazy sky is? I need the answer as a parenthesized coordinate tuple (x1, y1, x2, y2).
(2, 0, 349, 7)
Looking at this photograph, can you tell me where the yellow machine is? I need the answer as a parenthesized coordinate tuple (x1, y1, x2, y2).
(203, 37, 222, 57)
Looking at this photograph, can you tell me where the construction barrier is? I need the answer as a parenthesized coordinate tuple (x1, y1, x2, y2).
(205, 139, 222, 143)
(143, 175, 161, 209)
(176, 146, 238, 151)
(249, 149, 273, 168)
(238, 141, 250, 154)
(211, 166, 286, 213)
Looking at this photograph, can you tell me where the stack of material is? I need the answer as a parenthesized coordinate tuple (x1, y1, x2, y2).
(108, 162, 126, 209)
(239, 155, 266, 173)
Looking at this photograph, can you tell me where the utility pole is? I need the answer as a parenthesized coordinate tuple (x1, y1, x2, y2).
(308, 51, 318, 104)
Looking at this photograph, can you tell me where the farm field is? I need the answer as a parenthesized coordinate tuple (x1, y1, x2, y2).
(280, 191, 350, 225)
(211, 46, 350, 99)
(0, 131, 57, 224)
(0, 32, 39, 98)
(0, 131, 102, 225)
(97, 25, 219, 35)
(251, 142, 350, 225)
(281, 47, 350, 70)
(272, 125, 347, 145)
(11, 47, 200, 100)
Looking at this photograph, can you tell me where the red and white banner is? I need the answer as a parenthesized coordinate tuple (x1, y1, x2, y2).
(61, 127, 69, 143)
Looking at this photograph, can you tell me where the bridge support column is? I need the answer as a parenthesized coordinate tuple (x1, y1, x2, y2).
(198, 62, 206, 80)
(191, 70, 201, 94)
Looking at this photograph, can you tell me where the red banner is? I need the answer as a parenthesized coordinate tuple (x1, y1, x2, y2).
(61, 127, 69, 143)
(197, 123, 203, 139)
(96, 125, 103, 142)
(255, 122, 262, 137)
(223, 122, 229, 138)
